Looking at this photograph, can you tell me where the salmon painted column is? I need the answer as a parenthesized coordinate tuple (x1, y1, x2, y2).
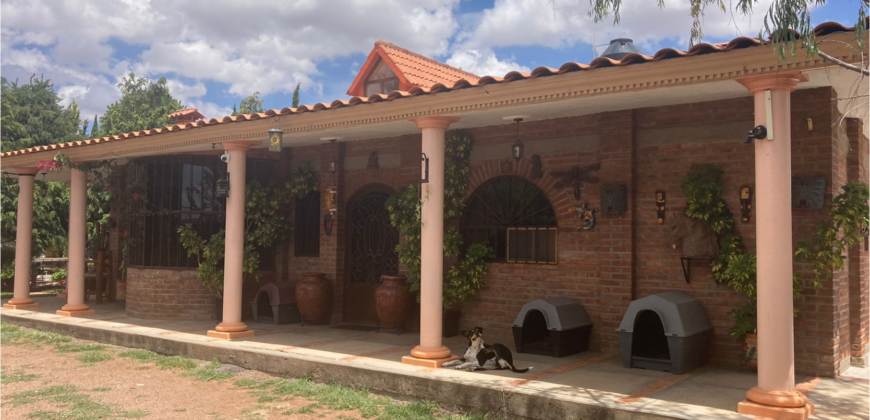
(402, 116, 460, 368)
(4, 168, 40, 309)
(736, 72, 812, 419)
(57, 168, 94, 317)
(208, 141, 255, 340)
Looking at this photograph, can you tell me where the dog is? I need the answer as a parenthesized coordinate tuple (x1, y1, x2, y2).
(442, 327, 531, 373)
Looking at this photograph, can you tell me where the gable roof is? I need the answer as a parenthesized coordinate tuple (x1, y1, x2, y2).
(167, 108, 205, 122)
(346, 40, 480, 96)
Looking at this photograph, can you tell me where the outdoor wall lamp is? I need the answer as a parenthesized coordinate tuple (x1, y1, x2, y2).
(512, 118, 525, 162)
(215, 172, 230, 199)
(268, 128, 283, 152)
(329, 160, 337, 174)
(420, 153, 430, 183)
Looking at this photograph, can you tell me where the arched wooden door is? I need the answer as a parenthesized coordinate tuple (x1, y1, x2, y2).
(343, 185, 400, 325)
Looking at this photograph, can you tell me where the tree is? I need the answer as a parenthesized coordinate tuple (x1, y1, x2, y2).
(232, 91, 264, 116)
(89, 114, 99, 138)
(588, 0, 868, 75)
(0, 75, 83, 152)
(97, 73, 183, 137)
(292, 83, 301, 108)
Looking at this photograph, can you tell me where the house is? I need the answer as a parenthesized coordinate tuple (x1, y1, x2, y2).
(2, 21, 867, 420)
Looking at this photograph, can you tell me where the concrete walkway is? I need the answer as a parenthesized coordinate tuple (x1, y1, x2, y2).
(2, 296, 866, 420)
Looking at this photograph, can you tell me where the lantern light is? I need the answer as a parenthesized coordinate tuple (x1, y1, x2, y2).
(215, 172, 230, 199)
(329, 161, 337, 174)
(420, 153, 429, 183)
(268, 128, 283, 152)
(512, 118, 525, 162)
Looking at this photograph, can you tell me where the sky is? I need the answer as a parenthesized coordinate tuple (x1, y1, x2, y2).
(0, 0, 861, 131)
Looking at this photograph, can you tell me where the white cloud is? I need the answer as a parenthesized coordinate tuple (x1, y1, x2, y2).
(165, 79, 207, 105)
(186, 100, 233, 121)
(447, 48, 529, 77)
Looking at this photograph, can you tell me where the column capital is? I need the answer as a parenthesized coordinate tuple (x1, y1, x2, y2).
(15, 167, 39, 176)
(222, 141, 255, 151)
(736, 71, 808, 94)
(411, 116, 460, 130)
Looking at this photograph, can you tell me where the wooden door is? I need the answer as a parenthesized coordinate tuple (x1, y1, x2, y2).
(343, 187, 399, 325)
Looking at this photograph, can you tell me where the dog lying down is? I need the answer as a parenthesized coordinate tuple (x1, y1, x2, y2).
(442, 327, 532, 373)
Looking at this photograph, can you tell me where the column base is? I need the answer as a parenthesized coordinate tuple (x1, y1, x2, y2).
(56, 309, 95, 317)
(410, 345, 452, 359)
(207, 330, 255, 340)
(402, 355, 459, 368)
(4, 298, 39, 309)
(737, 400, 814, 420)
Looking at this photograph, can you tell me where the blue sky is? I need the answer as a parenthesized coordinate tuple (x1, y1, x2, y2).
(0, 0, 861, 133)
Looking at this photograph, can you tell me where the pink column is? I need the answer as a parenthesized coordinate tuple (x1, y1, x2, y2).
(737, 72, 813, 419)
(402, 116, 460, 368)
(4, 168, 40, 309)
(208, 141, 255, 340)
(57, 168, 94, 317)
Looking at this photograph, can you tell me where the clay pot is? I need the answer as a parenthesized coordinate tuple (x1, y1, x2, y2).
(115, 281, 126, 300)
(296, 273, 332, 325)
(743, 333, 758, 367)
(375, 275, 412, 333)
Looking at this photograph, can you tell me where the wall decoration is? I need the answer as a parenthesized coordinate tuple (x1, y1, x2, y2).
(367, 151, 379, 169)
(569, 201, 599, 230)
(501, 159, 514, 174)
(552, 162, 601, 200)
(530, 154, 543, 178)
(739, 186, 753, 222)
(601, 185, 628, 215)
(792, 177, 826, 211)
(656, 190, 666, 224)
(668, 213, 718, 258)
(323, 213, 334, 236)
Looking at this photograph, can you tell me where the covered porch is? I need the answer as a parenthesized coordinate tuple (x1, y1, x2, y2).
(3, 297, 868, 420)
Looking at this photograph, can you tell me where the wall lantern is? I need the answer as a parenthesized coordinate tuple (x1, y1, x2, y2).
(268, 128, 283, 152)
(215, 172, 230, 199)
(512, 118, 525, 162)
(329, 160, 337, 174)
(420, 153, 430, 183)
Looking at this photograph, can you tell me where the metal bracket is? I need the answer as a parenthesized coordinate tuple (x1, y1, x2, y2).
(680, 257, 711, 284)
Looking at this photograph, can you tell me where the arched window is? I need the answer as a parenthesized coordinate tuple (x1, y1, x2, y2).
(461, 176, 558, 264)
(364, 61, 400, 96)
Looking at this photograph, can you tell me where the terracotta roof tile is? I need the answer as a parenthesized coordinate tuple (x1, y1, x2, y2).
(1, 20, 862, 159)
(374, 40, 480, 88)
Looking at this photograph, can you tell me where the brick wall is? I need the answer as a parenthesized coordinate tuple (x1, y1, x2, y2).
(847, 118, 870, 366)
(126, 267, 216, 320)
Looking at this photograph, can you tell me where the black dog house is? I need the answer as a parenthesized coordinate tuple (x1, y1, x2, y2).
(251, 282, 300, 325)
(512, 297, 592, 357)
(617, 291, 712, 374)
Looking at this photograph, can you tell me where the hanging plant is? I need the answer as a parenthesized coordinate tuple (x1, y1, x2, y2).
(385, 130, 494, 309)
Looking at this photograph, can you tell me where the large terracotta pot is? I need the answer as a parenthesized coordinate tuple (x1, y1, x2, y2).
(375, 275, 412, 334)
(743, 333, 758, 367)
(296, 273, 332, 325)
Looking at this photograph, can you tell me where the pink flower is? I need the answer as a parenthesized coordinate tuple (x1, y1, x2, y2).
(124, 231, 130, 238)
(132, 193, 140, 201)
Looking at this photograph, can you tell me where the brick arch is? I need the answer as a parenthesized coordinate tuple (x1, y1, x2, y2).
(464, 159, 571, 225)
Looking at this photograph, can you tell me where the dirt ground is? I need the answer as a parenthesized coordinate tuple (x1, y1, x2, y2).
(0, 324, 482, 420)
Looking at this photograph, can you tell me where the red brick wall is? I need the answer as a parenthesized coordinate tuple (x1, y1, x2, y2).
(126, 267, 216, 320)
(847, 118, 869, 365)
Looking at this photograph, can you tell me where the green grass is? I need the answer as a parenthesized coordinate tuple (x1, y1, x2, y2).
(91, 387, 112, 392)
(75, 351, 115, 365)
(1, 322, 72, 346)
(56, 343, 109, 353)
(118, 409, 148, 418)
(183, 359, 236, 382)
(119, 350, 198, 370)
(1, 291, 13, 299)
(1, 368, 40, 383)
(7, 385, 114, 420)
(282, 403, 321, 416)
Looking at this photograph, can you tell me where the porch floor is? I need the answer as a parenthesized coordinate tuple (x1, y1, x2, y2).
(2, 296, 866, 420)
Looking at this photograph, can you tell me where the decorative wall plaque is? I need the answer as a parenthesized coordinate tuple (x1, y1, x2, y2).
(601, 185, 628, 215)
(530, 154, 543, 178)
(569, 201, 598, 230)
(656, 190, 666, 224)
(740, 186, 753, 222)
(792, 177, 826, 211)
(552, 162, 601, 200)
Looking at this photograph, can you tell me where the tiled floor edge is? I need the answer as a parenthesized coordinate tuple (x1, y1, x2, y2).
(2, 312, 694, 420)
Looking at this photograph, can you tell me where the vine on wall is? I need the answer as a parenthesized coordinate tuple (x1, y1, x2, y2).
(385, 131, 494, 309)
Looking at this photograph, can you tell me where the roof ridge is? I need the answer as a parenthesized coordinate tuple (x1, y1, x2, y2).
(376, 40, 480, 80)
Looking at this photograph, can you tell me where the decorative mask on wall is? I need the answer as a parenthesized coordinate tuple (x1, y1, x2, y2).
(655, 190, 666, 224)
(324, 187, 338, 236)
(601, 185, 628, 215)
(367, 151, 379, 169)
(740, 186, 753, 222)
(569, 201, 598, 230)
(792, 177, 826, 211)
(530, 154, 543, 178)
(552, 162, 601, 200)
(668, 213, 719, 258)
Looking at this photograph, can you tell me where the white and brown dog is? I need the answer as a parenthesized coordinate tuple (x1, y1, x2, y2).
(442, 327, 531, 373)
